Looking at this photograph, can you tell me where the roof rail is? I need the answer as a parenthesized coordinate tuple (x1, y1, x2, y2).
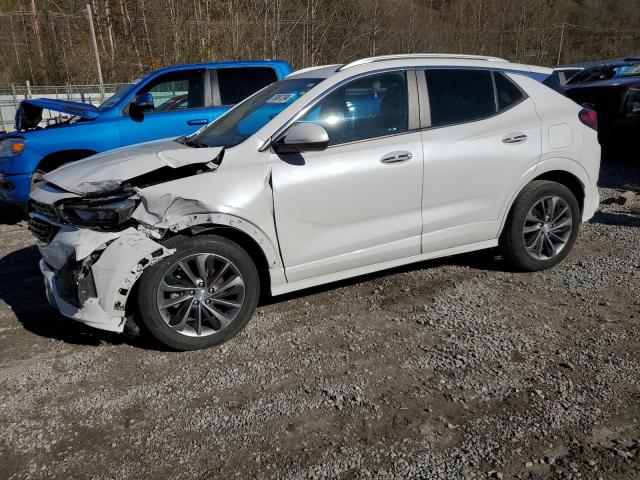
(338, 53, 508, 71)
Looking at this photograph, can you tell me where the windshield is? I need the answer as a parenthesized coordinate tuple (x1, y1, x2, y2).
(568, 63, 640, 84)
(188, 78, 322, 148)
(98, 80, 140, 109)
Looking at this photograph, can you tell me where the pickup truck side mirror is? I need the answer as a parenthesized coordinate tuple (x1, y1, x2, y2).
(131, 93, 155, 112)
(273, 122, 329, 154)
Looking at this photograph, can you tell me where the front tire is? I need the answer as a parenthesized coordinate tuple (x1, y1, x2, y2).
(137, 235, 260, 351)
(500, 180, 581, 271)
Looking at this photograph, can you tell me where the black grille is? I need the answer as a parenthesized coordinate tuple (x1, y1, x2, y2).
(28, 216, 60, 244)
(51, 259, 97, 308)
(28, 199, 60, 222)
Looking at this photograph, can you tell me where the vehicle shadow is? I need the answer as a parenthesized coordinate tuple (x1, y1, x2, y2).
(590, 210, 640, 228)
(0, 203, 26, 226)
(262, 248, 512, 306)
(598, 155, 640, 190)
(0, 244, 158, 349)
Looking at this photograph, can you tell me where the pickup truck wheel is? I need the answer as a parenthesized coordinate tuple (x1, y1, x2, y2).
(137, 235, 260, 351)
(500, 180, 580, 271)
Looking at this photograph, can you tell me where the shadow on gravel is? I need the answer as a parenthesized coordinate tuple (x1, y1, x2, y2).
(263, 248, 512, 306)
(598, 155, 640, 190)
(0, 203, 26, 226)
(591, 210, 640, 228)
(0, 244, 158, 349)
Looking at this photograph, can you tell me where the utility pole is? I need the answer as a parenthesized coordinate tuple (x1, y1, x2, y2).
(86, 4, 105, 102)
(557, 23, 566, 66)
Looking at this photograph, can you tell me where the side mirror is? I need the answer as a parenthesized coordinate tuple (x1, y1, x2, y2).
(131, 92, 155, 112)
(273, 122, 329, 154)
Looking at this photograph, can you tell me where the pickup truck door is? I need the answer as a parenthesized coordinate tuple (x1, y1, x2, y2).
(118, 68, 215, 146)
(209, 66, 281, 120)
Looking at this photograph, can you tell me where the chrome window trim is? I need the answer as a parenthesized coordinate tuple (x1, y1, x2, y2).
(416, 70, 431, 128)
(407, 70, 420, 131)
(210, 68, 221, 106)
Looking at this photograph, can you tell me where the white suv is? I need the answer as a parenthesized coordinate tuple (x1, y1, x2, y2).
(29, 54, 600, 350)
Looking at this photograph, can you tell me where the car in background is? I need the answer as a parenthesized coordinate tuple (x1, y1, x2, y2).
(561, 57, 640, 151)
(548, 67, 583, 87)
(29, 54, 600, 350)
(0, 60, 292, 206)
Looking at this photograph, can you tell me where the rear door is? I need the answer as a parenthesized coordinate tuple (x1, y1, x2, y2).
(118, 68, 213, 145)
(418, 69, 542, 252)
(209, 66, 280, 121)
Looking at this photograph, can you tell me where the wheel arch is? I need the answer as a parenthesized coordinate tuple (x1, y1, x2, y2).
(123, 221, 277, 320)
(186, 224, 273, 300)
(37, 149, 97, 173)
(498, 158, 590, 236)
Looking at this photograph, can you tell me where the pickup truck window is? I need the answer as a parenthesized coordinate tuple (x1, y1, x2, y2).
(217, 67, 279, 105)
(139, 70, 205, 111)
(190, 78, 321, 148)
(99, 82, 138, 110)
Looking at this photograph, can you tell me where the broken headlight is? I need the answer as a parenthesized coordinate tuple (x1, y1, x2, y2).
(59, 194, 140, 229)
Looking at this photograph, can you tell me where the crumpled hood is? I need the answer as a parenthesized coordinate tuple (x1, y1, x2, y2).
(23, 98, 101, 119)
(15, 98, 101, 131)
(44, 139, 223, 195)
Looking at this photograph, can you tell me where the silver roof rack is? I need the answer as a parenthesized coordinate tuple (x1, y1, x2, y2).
(338, 53, 508, 71)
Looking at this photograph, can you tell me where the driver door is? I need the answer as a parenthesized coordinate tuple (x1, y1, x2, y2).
(118, 69, 214, 146)
(271, 70, 424, 283)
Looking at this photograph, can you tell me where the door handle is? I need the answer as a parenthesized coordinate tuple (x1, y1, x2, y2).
(502, 133, 528, 144)
(187, 119, 208, 126)
(380, 151, 413, 164)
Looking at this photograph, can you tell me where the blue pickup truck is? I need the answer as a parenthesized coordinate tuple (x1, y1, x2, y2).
(0, 60, 292, 206)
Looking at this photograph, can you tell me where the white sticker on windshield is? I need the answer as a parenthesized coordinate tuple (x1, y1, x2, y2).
(266, 93, 295, 104)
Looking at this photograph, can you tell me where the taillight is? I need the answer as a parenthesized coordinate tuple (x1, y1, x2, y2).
(578, 108, 597, 131)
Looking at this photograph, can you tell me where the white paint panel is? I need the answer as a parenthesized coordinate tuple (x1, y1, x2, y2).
(548, 123, 573, 149)
(420, 97, 542, 251)
(272, 131, 424, 282)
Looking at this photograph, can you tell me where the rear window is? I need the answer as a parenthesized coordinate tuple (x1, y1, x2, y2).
(494, 72, 525, 110)
(425, 70, 496, 127)
(217, 67, 278, 105)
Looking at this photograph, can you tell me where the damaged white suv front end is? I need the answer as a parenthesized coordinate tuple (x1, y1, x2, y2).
(29, 137, 281, 337)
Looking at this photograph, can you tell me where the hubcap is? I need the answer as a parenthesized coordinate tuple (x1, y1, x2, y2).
(523, 195, 572, 260)
(156, 253, 245, 337)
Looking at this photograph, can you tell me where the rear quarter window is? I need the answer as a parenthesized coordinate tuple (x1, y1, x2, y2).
(494, 72, 526, 110)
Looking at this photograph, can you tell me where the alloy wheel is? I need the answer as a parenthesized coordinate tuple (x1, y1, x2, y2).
(156, 253, 245, 337)
(523, 195, 573, 261)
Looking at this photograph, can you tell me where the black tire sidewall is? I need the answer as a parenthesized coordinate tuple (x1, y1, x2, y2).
(500, 180, 581, 271)
(137, 235, 260, 351)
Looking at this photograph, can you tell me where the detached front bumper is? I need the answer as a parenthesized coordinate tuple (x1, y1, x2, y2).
(37, 225, 173, 334)
(41, 259, 125, 332)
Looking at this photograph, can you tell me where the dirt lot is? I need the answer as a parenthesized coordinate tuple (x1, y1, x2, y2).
(1, 160, 639, 480)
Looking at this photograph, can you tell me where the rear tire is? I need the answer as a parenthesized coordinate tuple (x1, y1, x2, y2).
(137, 235, 260, 351)
(500, 180, 581, 271)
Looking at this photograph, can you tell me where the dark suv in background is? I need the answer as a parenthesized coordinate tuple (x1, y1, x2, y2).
(561, 57, 640, 152)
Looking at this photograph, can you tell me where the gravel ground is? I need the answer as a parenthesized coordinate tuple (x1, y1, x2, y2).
(1, 159, 639, 480)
